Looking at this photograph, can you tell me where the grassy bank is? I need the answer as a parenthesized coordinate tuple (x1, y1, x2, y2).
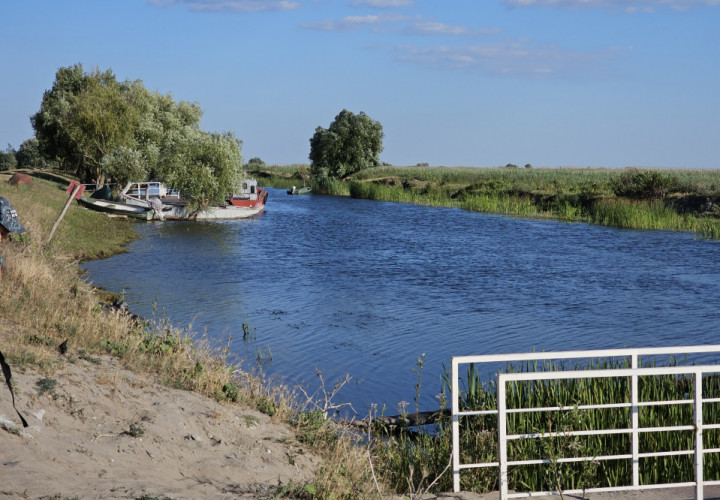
(0, 170, 385, 499)
(251, 164, 720, 238)
(6, 168, 718, 499)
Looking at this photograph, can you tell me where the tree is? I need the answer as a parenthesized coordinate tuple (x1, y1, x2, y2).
(31, 63, 90, 174)
(100, 146, 148, 187)
(15, 139, 51, 168)
(30, 63, 244, 208)
(157, 129, 243, 214)
(0, 144, 17, 171)
(66, 69, 141, 185)
(309, 109, 383, 184)
(246, 157, 265, 167)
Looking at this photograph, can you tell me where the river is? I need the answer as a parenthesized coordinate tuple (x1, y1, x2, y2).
(82, 187, 720, 416)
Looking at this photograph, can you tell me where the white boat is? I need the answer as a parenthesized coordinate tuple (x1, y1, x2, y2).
(77, 196, 155, 220)
(120, 179, 267, 220)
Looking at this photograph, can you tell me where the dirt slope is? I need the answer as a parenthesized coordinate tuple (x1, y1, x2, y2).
(0, 354, 318, 499)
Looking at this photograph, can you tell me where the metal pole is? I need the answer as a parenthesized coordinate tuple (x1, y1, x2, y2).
(631, 353, 640, 487)
(694, 369, 704, 500)
(452, 358, 461, 493)
(498, 373, 508, 500)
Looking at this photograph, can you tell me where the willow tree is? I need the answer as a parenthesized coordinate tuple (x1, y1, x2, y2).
(157, 129, 243, 214)
(30, 63, 244, 208)
(31, 63, 90, 175)
(309, 109, 384, 187)
(67, 70, 141, 186)
(31, 65, 141, 185)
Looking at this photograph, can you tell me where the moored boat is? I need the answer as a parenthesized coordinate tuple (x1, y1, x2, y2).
(120, 179, 267, 220)
(77, 196, 155, 220)
(287, 186, 311, 195)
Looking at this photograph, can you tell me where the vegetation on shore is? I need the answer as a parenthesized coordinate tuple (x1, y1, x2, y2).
(16, 63, 245, 214)
(370, 356, 720, 496)
(249, 163, 720, 238)
(5, 168, 720, 499)
(0, 171, 385, 499)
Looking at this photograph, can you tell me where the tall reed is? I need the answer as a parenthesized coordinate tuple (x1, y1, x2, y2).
(374, 358, 720, 495)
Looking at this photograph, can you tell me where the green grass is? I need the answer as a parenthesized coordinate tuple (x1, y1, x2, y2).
(373, 358, 720, 495)
(0, 171, 138, 260)
(254, 165, 720, 238)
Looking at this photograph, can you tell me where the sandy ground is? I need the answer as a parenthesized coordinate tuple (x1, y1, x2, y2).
(3, 354, 719, 500)
(0, 354, 319, 499)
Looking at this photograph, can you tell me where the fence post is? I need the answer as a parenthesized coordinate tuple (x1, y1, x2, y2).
(452, 358, 461, 493)
(694, 369, 704, 500)
(631, 354, 640, 488)
(498, 373, 508, 500)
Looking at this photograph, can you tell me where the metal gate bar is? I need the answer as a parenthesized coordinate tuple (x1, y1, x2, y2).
(451, 345, 720, 498)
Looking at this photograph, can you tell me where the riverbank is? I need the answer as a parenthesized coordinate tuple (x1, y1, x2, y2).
(250, 165, 720, 238)
(0, 171, 382, 499)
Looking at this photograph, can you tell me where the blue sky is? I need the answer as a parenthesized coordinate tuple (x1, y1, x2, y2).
(1, 0, 719, 168)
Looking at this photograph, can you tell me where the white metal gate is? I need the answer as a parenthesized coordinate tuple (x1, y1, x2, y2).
(451, 346, 720, 499)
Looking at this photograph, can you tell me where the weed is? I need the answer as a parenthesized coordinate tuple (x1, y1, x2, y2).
(242, 414, 260, 427)
(101, 338, 128, 357)
(78, 352, 102, 364)
(220, 381, 239, 402)
(126, 423, 144, 438)
(36, 377, 57, 396)
(241, 322, 256, 341)
(256, 345, 272, 363)
(256, 397, 277, 417)
(27, 334, 56, 346)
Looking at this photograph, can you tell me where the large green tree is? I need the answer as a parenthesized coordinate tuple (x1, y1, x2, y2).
(0, 144, 17, 171)
(31, 64, 140, 184)
(157, 129, 243, 214)
(67, 69, 141, 185)
(309, 109, 383, 184)
(30, 63, 243, 207)
(31, 63, 89, 173)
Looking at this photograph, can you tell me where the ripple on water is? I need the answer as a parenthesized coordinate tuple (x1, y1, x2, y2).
(82, 188, 720, 413)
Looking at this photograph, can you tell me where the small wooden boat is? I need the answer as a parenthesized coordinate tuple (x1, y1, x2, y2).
(77, 196, 155, 220)
(287, 186, 311, 195)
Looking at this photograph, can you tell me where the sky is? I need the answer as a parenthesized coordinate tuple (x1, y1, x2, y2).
(1, 0, 719, 168)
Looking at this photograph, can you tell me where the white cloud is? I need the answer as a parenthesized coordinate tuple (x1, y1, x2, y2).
(395, 41, 614, 78)
(301, 13, 409, 31)
(404, 22, 501, 37)
(502, 0, 719, 10)
(350, 0, 413, 7)
(149, 0, 301, 13)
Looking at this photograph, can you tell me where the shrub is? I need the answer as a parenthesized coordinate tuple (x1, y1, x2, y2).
(246, 157, 265, 167)
(612, 169, 678, 200)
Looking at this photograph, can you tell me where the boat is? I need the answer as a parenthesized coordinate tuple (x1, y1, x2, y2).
(77, 196, 155, 220)
(287, 186, 311, 195)
(120, 179, 267, 220)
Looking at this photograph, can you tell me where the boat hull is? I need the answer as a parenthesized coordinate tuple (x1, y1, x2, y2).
(77, 197, 154, 220)
(161, 203, 264, 220)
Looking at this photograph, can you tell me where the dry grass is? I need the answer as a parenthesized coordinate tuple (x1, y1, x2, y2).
(0, 169, 389, 499)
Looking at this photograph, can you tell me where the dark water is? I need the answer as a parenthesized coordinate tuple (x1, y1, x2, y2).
(82, 187, 720, 415)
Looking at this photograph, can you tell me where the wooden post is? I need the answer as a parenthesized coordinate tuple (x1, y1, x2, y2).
(47, 184, 82, 246)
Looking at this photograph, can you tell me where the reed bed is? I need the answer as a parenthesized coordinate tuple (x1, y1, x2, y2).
(374, 358, 720, 495)
(253, 165, 720, 238)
